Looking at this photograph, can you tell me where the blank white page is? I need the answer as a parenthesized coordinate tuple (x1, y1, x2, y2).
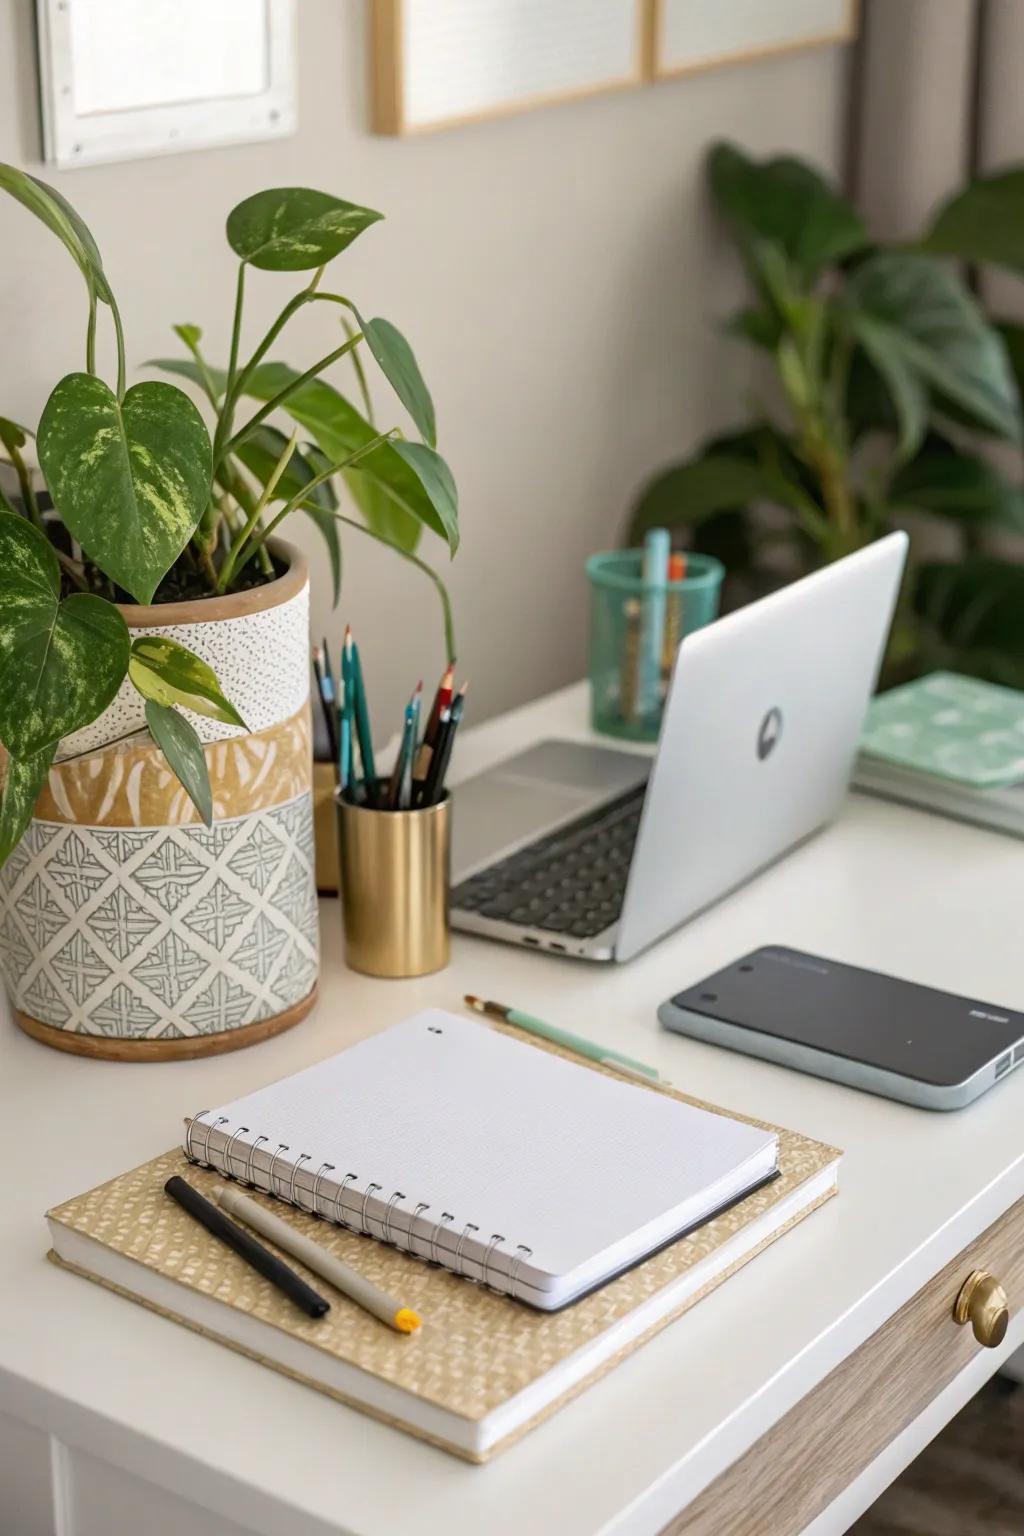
(199, 1011, 776, 1294)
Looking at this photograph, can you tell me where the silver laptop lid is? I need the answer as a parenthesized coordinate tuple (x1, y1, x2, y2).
(615, 532, 908, 961)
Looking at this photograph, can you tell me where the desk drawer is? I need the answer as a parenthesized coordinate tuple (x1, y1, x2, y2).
(671, 1194, 1024, 1536)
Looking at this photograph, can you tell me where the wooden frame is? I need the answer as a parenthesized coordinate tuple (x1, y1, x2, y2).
(371, 0, 647, 137)
(648, 0, 858, 82)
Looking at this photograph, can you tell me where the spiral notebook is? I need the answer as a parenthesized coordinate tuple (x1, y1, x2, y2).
(179, 1011, 779, 1309)
(47, 1014, 840, 1459)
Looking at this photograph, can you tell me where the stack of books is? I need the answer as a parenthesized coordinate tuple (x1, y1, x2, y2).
(46, 1010, 839, 1461)
(854, 671, 1024, 838)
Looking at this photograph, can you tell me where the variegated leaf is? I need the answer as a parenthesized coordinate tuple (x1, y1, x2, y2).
(145, 699, 213, 827)
(37, 374, 212, 604)
(129, 636, 247, 727)
(0, 163, 111, 303)
(226, 188, 382, 271)
(0, 513, 130, 757)
(0, 742, 56, 868)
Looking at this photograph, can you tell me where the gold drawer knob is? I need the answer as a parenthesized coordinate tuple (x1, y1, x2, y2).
(953, 1269, 1009, 1348)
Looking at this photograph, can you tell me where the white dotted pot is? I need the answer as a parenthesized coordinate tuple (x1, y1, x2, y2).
(0, 543, 319, 1060)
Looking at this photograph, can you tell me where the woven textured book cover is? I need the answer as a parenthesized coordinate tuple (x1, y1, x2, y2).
(47, 1028, 839, 1461)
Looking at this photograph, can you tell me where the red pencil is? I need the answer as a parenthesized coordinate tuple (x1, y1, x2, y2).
(423, 661, 455, 751)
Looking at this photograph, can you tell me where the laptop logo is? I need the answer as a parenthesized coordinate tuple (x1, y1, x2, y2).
(757, 708, 783, 760)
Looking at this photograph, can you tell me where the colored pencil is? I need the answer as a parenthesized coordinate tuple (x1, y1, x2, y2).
(312, 645, 339, 765)
(348, 630, 378, 802)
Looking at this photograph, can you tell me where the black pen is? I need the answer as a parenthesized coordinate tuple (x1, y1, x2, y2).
(164, 1176, 330, 1319)
(422, 683, 466, 805)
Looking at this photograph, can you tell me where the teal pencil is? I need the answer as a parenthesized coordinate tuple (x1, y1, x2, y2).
(464, 996, 663, 1081)
(386, 685, 420, 810)
(350, 638, 377, 798)
(338, 677, 353, 792)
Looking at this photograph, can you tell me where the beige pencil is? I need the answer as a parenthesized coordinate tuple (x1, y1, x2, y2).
(213, 1185, 422, 1335)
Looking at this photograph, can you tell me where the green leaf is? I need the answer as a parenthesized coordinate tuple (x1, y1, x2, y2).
(921, 168, 1024, 276)
(629, 455, 786, 543)
(233, 425, 336, 513)
(888, 436, 1024, 531)
(846, 253, 1022, 444)
(389, 442, 459, 555)
(233, 427, 342, 604)
(303, 444, 343, 605)
(173, 323, 203, 350)
(724, 308, 784, 350)
(352, 310, 437, 446)
(0, 742, 56, 869)
(0, 163, 111, 303)
(846, 312, 928, 462)
(997, 320, 1024, 406)
(37, 374, 213, 603)
(341, 466, 419, 554)
(226, 188, 383, 271)
(129, 636, 247, 727)
(0, 416, 28, 453)
(0, 513, 129, 756)
(147, 357, 229, 395)
(241, 363, 453, 552)
(913, 558, 1024, 683)
(144, 699, 212, 827)
(708, 142, 868, 282)
(148, 356, 454, 554)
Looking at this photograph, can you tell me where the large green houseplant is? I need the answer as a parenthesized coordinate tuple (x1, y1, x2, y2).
(0, 168, 458, 870)
(629, 144, 1024, 683)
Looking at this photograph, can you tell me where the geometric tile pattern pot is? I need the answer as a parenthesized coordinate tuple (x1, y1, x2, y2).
(0, 543, 319, 1059)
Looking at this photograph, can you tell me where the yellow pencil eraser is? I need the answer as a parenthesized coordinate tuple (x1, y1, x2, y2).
(394, 1308, 422, 1334)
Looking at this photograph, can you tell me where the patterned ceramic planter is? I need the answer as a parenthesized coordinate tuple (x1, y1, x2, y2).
(0, 543, 319, 1060)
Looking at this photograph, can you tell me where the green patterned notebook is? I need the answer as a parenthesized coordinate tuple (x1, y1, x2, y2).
(862, 672, 1024, 788)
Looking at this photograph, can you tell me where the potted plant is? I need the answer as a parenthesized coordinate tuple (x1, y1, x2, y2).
(0, 169, 458, 1059)
(629, 144, 1024, 684)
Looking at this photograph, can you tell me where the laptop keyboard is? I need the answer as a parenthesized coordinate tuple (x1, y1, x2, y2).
(451, 783, 646, 939)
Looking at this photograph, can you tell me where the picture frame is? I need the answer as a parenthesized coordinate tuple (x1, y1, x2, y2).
(371, 0, 647, 137)
(648, 0, 858, 82)
(36, 0, 297, 168)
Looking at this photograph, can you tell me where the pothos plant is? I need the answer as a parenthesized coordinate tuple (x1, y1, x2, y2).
(629, 143, 1024, 683)
(0, 167, 459, 871)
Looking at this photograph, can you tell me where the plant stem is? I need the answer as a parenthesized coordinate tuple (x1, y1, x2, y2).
(230, 431, 395, 580)
(53, 547, 89, 591)
(344, 316, 375, 422)
(332, 509, 456, 662)
(181, 335, 223, 411)
(213, 286, 355, 472)
(215, 461, 274, 578)
(222, 333, 362, 460)
(110, 294, 127, 402)
(7, 441, 43, 529)
(212, 262, 248, 468)
(216, 429, 299, 593)
(85, 292, 97, 376)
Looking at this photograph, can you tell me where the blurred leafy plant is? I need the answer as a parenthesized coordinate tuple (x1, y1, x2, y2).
(629, 145, 1024, 682)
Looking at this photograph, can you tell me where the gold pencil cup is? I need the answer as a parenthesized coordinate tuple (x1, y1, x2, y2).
(335, 790, 451, 978)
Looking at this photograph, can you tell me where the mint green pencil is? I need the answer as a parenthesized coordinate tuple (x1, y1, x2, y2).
(464, 996, 663, 1082)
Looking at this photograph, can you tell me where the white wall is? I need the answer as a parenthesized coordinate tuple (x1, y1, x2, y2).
(0, 2, 849, 733)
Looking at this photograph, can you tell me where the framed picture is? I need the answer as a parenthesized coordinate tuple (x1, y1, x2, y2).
(371, 0, 646, 136)
(650, 0, 857, 81)
(36, 0, 297, 168)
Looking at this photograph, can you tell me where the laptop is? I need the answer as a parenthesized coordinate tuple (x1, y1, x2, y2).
(450, 533, 908, 962)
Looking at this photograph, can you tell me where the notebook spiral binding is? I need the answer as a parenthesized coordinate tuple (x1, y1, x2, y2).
(184, 1110, 534, 1299)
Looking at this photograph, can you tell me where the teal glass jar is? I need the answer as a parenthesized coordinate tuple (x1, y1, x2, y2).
(586, 550, 725, 742)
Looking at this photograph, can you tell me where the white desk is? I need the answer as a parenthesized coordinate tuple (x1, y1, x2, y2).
(2, 681, 1023, 1536)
